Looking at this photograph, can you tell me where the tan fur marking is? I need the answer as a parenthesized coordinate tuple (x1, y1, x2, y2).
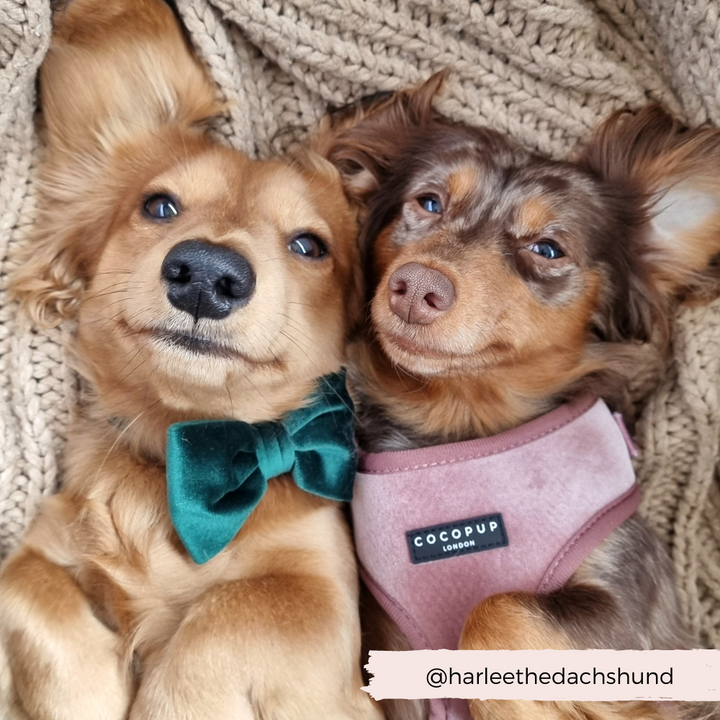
(460, 594, 676, 720)
(516, 197, 555, 235)
(447, 166, 480, 202)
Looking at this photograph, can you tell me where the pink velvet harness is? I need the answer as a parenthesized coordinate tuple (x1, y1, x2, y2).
(352, 396, 640, 720)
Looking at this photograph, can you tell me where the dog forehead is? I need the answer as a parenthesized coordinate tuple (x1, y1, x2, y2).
(487, 166, 589, 227)
(149, 148, 245, 204)
(145, 150, 334, 230)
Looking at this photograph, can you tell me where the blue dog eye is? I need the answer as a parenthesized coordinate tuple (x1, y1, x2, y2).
(418, 196, 442, 214)
(143, 194, 180, 221)
(528, 240, 564, 259)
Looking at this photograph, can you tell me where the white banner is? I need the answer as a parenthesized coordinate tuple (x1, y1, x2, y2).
(364, 650, 720, 701)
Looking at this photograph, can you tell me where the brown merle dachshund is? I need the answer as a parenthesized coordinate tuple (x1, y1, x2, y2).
(316, 75, 720, 720)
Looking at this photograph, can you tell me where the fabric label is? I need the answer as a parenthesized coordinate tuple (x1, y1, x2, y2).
(406, 513, 508, 564)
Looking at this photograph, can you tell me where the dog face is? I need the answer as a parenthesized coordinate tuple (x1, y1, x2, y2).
(77, 145, 357, 422)
(322, 79, 720, 439)
(13, 0, 359, 432)
(362, 128, 613, 382)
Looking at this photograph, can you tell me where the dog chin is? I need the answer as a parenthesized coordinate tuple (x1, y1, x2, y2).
(378, 324, 512, 379)
(151, 343, 233, 384)
(151, 329, 245, 361)
(378, 333, 465, 378)
(147, 331, 275, 387)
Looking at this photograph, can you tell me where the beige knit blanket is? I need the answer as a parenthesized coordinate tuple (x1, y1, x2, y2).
(1, 0, 719, 649)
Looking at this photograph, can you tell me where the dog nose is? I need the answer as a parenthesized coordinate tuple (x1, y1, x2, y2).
(161, 240, 256, 320)
(388, 262, 456, 325)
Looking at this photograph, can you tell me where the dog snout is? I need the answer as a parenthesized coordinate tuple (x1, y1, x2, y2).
(388, 262, 456, 325)
(161, 239, 256, 320)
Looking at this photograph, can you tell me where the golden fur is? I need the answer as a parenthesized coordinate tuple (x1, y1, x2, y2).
(0, 1, 379, 719)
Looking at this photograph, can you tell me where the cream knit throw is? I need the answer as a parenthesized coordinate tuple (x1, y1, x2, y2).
(1, 0, 720, 649)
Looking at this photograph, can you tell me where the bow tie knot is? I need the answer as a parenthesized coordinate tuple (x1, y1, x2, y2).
(254, 424, 295, 481)
(166, 372, 357, 564)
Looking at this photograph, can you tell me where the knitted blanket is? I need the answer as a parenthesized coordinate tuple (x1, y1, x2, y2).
(1, 0, 719, 649)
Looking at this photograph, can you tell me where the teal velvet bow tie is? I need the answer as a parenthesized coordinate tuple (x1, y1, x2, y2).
(166, 371, 356, 564)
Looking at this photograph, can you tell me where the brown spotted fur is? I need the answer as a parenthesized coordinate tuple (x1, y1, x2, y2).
(318, 77, 720, 720)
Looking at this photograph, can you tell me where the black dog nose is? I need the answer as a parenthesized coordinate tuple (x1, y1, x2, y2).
(161, 240, 256, 320)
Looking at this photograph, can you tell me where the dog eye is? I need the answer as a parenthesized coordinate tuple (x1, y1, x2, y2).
(418, 196, 442, 214)
(143, 194, 180, 221)
(528, 240, 564, 259)
(288, 233, 328, 259)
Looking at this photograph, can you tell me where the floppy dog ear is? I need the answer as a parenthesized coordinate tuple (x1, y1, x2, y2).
(12, 0, 222, 326)
(314, 73, 444, 206)
(41, 0, 220, 159)
(580, 106, 720, 299)
(578, 106, 720, 343)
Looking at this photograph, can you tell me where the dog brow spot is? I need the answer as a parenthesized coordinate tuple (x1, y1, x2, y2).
(447, 166, 480, 202)
(517, 197, 554, 235)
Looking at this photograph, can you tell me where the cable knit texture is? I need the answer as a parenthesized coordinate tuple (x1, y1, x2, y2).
(1, 0, 719, 648)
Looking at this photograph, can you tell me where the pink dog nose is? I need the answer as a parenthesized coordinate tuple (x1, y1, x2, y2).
(388, 262, 456, 325)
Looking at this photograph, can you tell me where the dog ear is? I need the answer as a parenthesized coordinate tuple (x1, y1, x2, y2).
(580, 106, 720, 299)
(11, 232, 86, 327)
(314, 73, 444, 206)
(40, 0, 220, 159)
(12, 0, 222, 326)
(578, 105, 720, 343)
